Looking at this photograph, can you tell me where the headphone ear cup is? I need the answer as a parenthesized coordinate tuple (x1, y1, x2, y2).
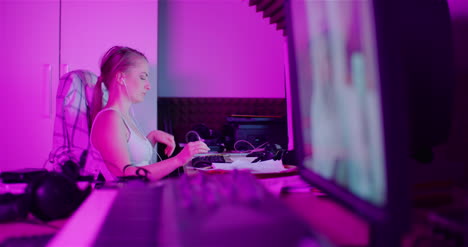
(26, 172, 85, 222)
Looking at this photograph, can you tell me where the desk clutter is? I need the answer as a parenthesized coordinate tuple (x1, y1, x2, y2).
(185, 146, 299, 180)
(212, 159, 288, 173)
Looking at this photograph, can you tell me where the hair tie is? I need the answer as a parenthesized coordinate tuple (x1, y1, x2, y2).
(135, 167, 151, 178)
(123, 164, 134, 175)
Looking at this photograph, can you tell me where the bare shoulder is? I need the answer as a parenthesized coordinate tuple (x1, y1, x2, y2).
(93, 109, 123, 131)
(91, 109, 127, 145)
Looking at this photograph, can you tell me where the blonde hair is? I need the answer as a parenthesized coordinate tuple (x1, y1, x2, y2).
(90, 46, 147, 123)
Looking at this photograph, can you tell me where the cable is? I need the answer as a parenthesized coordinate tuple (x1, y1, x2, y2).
(127, 112, 164, 175)
(233, 140, 255, 151)
(233, 140, 270, 152)
(255, 142, 269, 150)
(46, 72, 88, 171)
(185, 130, 202, 143)
(156, 152, 163, 162)
(44, 145, 79, 171)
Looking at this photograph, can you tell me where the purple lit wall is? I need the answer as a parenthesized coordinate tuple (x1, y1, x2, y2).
(157, 0, 286, 98)
(1, 1, 60, 171)
(0, 0, 158, 171)
(60, 0, 158, 135)
(0, 0, 284, 171)
(61, 1, 158, 75)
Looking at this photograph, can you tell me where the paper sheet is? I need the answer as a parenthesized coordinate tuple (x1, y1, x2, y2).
(212, 159, 287, 174)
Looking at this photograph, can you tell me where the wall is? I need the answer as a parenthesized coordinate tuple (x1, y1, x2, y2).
(446, 0, 468, 175)
(158, 0, 286, 98)
(0, 0, 158, 171)
(0, 0, 60, 171)
(60, 0, 158, 134)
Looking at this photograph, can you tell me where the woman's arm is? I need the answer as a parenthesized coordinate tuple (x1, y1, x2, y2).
(91, 111, 209, 180)
(146, 130, 176, 156)
(91, 110, 132, 177)
(124, 141, 209, 180)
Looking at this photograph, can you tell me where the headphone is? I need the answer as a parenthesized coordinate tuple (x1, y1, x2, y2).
(48, 145, 94, 182)
(0, 161, 92, 223)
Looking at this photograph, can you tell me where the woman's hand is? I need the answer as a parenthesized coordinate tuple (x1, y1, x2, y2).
(176, 141, 210, 165)
(147, 130, 176, 156)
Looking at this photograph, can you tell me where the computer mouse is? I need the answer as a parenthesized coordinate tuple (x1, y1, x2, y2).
(191, 160, 212, 168)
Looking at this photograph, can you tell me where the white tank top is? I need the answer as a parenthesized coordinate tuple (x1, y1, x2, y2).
(90, 108, 153, 181)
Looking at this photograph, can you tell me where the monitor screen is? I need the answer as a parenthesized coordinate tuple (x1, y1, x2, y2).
(285, 0, 413, 245)
(289, 0, 385, 206)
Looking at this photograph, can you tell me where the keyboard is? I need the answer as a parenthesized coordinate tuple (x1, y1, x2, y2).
(2, 234, 54, 246)
(191, 155, 227, 168)
(166, 171, 320, 247)
(92, 183, 163, 247)
(49, 172, 324, 247)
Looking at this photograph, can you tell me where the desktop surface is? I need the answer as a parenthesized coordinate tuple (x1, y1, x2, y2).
(48, 172, 327, 247)
(0, 173, 374, 247)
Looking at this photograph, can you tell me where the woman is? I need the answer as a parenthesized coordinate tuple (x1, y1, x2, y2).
(90, 46, 209, 181)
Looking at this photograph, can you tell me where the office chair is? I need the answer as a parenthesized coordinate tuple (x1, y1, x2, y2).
(47, 70, 108, 180)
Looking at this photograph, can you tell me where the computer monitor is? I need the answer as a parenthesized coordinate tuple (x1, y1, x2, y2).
(285, 0, 415, 246)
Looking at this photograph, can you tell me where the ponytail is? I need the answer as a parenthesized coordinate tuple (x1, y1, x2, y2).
(90, 76, 103, 124)
(90, 46, 147, 125)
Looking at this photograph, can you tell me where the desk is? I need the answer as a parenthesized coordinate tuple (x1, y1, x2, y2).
(259, 175, 369, 247)
(281, 192, 369, 247)
(0, 217, 67, 243)
(0, 175, 369, 247)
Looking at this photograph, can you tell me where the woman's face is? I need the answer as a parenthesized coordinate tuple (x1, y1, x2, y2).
(124, 58, 150, 103)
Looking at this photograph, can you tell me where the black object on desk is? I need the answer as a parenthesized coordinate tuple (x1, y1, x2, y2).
(0, 169, 48, 184)
(226, 115, 288, 150)
(89, 171, 323, 247)
(191, 155, 227, 168)
(0, 172, 91, 223)
(93, 181, 163, 247)
(247, 143, 286, 163)
(168, 171, 318, 247)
